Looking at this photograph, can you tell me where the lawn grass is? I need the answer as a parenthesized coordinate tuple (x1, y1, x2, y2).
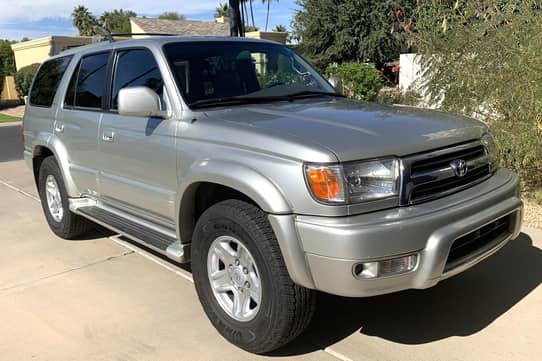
(0, 113, 21, 123)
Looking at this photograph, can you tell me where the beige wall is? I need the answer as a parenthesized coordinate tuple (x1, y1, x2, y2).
(130, 20, 147, 38)
(11, 36, 93, 70)
(246, 31, 288, 45)
(11, 37, 53, 70)
(1, 76, 18, 101)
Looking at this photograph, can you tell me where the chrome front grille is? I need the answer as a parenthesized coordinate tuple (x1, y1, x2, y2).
(400, 141, 492, 205)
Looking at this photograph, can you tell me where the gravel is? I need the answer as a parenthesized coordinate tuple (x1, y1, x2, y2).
(524, 199, 542, 229)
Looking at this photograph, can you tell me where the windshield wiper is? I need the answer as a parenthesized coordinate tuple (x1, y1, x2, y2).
(189, 96, 287, 109)
(189, 91, 343, 109)
(284, 90, 344, 99)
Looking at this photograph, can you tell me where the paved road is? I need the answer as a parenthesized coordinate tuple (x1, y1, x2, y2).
(1, 121, 541, 361)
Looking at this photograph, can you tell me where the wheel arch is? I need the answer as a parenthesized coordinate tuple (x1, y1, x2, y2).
(31, 135, 79, 197)
(177, 160, 292, 243)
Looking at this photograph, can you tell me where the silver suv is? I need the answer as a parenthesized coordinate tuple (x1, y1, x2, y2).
(23, 36, 523, 353)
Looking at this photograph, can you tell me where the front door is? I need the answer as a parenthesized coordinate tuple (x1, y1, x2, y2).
(98, 48, 178, 222)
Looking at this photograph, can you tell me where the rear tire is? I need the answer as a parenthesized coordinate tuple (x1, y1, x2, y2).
(38, 156, 94, 239)
(191, 199, 316, 354)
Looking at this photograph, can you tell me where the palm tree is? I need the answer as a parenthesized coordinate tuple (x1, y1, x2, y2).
(262, 0, 278, 32)
(214, 3, 229, 18)
(249, 0, 255, 27)
(72, 5, 101, 36)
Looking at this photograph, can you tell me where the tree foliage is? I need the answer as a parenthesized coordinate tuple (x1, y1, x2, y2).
(0, 40, 17, 91)
(292, 0, 416, 68)
(158, 12, 186, 21)
(101, 9, 136, 33)
(15, 63, 39, 99)
(414, 0, 542, 192)
(0, 41, 15, 93)
(72, 5, 137, 36)
(325, 63, 383, 101)
(215, 3, 230, 18)
(72, 5, 102, 36)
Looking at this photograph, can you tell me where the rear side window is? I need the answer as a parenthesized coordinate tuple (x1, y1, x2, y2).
(29, 56, 73, 107)
(111, 49, 164, 109)
(65, 52, 109, 109)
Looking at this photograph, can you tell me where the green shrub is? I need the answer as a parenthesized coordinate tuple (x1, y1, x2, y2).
(413, 0, 542, 199)
(15, 63, 40, 99)
(490, 119, 542, 191)
(530, 188, 542, 206)
(325, 63, 383, 101)
(376, 87, 421, 106)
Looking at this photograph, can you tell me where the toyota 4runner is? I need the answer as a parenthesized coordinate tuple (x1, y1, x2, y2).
(23, 36, 523, 353)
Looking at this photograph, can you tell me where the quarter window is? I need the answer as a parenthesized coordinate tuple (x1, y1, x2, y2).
(65, 52, 109, 109)
(29, 56, 73, 107)
(111, 49, 164, 109)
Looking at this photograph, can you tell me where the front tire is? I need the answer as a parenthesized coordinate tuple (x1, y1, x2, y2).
(38, 156, 93, 239)
(191, 199, 316, 354)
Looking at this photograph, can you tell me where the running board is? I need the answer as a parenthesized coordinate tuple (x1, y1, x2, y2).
(76, 206, 189, 263)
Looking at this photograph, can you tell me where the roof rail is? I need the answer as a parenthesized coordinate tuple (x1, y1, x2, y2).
(103, 33, 177, 42)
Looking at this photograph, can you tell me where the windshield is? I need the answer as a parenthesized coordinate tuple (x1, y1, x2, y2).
(163, 41, 336, 107)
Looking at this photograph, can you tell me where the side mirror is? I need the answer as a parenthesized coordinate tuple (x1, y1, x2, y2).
(118, 87, 168, 118)
(328, 76, 343, 93)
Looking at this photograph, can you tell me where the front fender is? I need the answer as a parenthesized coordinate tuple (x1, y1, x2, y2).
(176, 159, 316, 289)
(177, 159, 292, 223)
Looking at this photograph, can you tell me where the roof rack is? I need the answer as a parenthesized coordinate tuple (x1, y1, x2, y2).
(103, 33, 177, 42)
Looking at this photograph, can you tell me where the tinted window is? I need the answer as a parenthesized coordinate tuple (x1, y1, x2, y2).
(29, 56, 73, 107)
(163, 42, 334, 106)
(65, 52, 109, 108)
(111, 49, 164, 109)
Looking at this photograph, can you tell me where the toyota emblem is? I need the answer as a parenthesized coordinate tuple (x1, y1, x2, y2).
(450, 159, 468, 177)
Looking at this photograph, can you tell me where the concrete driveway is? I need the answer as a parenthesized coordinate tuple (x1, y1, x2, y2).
(1, 121, 541, 361)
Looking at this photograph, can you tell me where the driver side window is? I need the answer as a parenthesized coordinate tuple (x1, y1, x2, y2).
(111, 49, 165, 110)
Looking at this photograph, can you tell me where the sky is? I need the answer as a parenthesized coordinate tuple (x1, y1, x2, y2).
(0, 0, 299, 41)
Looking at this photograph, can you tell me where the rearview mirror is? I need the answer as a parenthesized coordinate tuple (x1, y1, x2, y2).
(118, 87, 168, 118)
(328, 76, 343, 93)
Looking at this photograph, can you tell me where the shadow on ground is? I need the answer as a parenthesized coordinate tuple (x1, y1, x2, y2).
(0, 124, 23, 163)
(273, 232, 542, 356)
(81, 231, 542, 356)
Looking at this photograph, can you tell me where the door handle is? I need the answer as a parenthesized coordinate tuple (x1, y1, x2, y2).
(54, 123, 64, 133)
(102, 131, 115, 142)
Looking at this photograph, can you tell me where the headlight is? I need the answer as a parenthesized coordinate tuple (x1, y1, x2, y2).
(344, 158, 400, 202)
(304, 158, 400, 204)
(481, 133, 499, 169)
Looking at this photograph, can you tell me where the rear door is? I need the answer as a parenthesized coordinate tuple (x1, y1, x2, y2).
(56, 51, 111, 196)
(98, 47, 178, 222)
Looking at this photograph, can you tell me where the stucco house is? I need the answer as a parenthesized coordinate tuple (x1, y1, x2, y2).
(129, 17, 230, 37)
(130, 17, 287, 43)
(11, 36, 94, 71)
(10, 17, 287, 71)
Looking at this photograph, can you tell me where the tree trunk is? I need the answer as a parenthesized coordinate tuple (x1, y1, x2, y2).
(240, 2, 246, 36)
(265, 1, 270, 31)
(250, 0, 255, 27)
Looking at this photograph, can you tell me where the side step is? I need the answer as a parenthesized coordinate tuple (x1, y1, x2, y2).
(76, 206, 189, 263)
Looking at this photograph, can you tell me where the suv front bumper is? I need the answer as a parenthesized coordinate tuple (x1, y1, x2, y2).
(269, 168, 523, 297)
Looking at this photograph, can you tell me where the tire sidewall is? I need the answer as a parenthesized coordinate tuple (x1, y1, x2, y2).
(38, 158, 71, 237)
(192, 208, 281, 351)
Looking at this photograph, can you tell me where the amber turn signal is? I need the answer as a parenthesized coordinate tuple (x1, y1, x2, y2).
(305, 165, 345, 203)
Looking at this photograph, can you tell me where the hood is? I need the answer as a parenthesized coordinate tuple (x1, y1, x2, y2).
(203, 98, 487, 162)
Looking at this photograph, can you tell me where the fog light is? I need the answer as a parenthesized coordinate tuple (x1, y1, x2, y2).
(353, 254, 418, 279)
